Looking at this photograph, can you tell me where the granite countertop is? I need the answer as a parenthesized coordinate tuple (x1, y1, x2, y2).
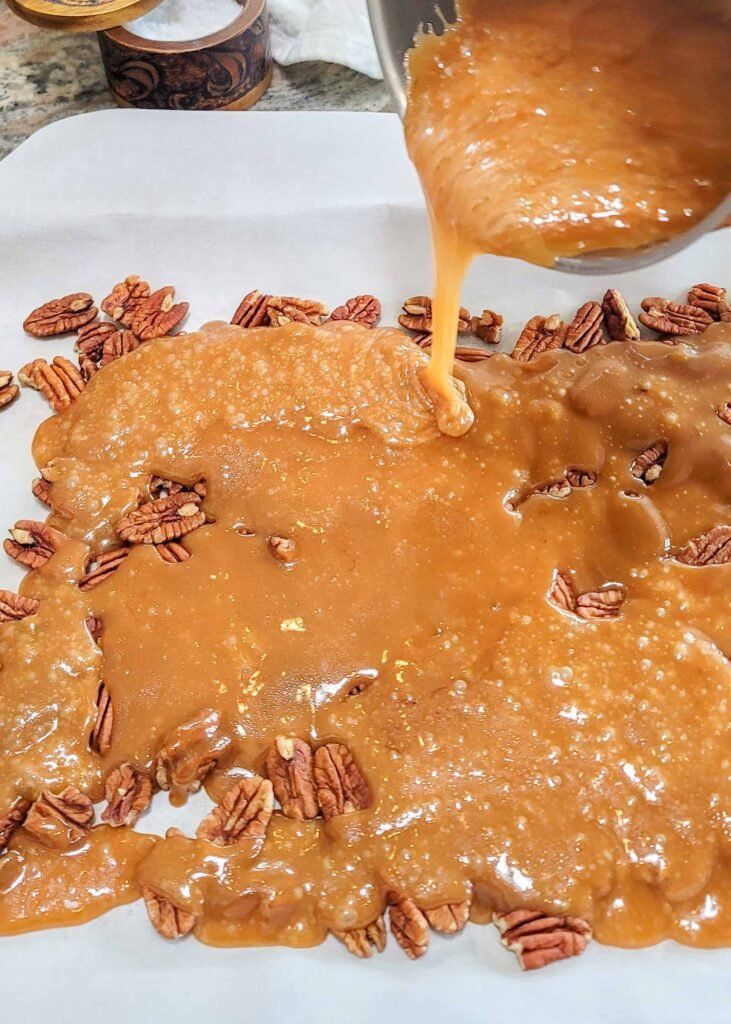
(0, 6, 391, 162)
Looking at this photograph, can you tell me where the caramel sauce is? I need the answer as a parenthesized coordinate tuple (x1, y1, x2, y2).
(405, 0, 731, 417)
(1, 320, 730, 948)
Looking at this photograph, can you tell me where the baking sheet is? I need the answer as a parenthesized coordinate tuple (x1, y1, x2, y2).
(0, 109, 729, 1023)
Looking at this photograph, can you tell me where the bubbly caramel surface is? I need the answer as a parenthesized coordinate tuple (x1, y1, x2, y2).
(2, 320, 731, 948)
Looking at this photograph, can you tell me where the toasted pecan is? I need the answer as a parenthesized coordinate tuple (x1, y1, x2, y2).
(630, 441, 668, 485)
(140, 882, 197, 940)
(231, 289, 271, 328)
(90, 681, 113, 755)
(388, 892, 429, 960)
(399, 295, 470, 335)
(32, 477, 52, 507)
(565, 301, 605, 352)
(24, 293, 97, 338)
(266, 736, 319, 820)
(470, 308, 503, 344)
(687, 282, 728, 320)
(79, 546, 130, 590)
(330, 295, 382, 327)
(639, 296, 712, 337)
(4, 520, 66, 570)
(101, 276, 151, 327)
(512, 314, 567, 362)
(131, 287, 188, 340)
(20, 356, 85, 412)
(0, 590, 39, 622)
(154, 709, 231, 797)
(332, 915, 387, 958)
(267, 534, 296, 564)
(424, 899, 471, 934)
(196, 776, 274, 847)
(602, 289, 640, 342)
(22, 786, 94, 850)
(0, 371, 19, 411)
(674, 526, 731, 566)
(100, 329, 141, 367)
(494, 909, 592, 971)
(102, 764, 153, 827)
(0, 798, 31, 853)
(117, 492, 206, 545)
(267, 296, 329, 327)
(313, 742, 372, 821)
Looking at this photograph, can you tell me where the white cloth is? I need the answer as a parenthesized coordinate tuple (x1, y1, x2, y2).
(267, 0, 383, 79)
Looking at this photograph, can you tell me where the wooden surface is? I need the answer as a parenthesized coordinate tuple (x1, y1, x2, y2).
(5, 0, 161, 33)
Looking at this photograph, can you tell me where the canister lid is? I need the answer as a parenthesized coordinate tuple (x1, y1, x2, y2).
(6, 0, 164, 32)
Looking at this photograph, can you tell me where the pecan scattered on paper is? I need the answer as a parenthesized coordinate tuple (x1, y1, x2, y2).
(411, 331, 432, 350)
(674, 525, 731, 566)
(86, 615, 103, 644)
(267, 534, 296, 564)
(267, 296, 329, 327)
(79, 546, 130, 590)
(76, 321, 119, 361)
(470, 308, 503, 344)
(140, 882, 197, 941)
(512, 314, 567, 362)
(4, 520, 67, 570)
(0, 371, 19, 411)
(630, 441, 668, 484)
(687, 282, 728, 320)
(154, 709, 231, 797)
(32, 477, 52, 507)
(424, 899, 470, 934)
(101, 275, 151, 327)
(332, 915, 387, 958)
(388, 892, 429, 960)
(131, 286, 188, 340)
(196, 776, 274, 847)
(22, 786, 94, 850)
(330, 295, 382, 327)
(20, 356, 85, 412)
(116, 492, 206, 545)
(639, 296, 712, 337)
(23, 293, 97, 338)
(399, 295, 470, 334)
(454, 346, 493, 363)
(231, 289, 271, 328)
(494, 909, 592, 971)
(266, 736, 319, 820)
(314, 742, 372, 821)
(155, 541, 191, 563)
(102, 763, 152, 827)
(0, 589, 39, 622)
(565, 301, 605, 352)
(90, 681, 113, 755)
(100, 329, 141, 367)
(602, 289, 640, 342)
(0, 798, 31, 853)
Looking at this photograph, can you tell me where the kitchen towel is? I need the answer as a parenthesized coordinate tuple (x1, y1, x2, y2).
(267, 0, 383, 79)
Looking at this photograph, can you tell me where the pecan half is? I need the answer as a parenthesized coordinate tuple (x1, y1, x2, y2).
(155, 541, 191, 563)
(330, 294, 382, 327)
(267, 296, 329, 327)
(22, 786, 94, 850)
(674, 526, 731, 566)
(470, 308, 503, 344)
(411, 331, 432, 350)
(90, 681, 113, 755)
(4, 520, 67, 570)
(131, 287, 188, 340)
(266, 736, 319, 820)
(0, 371, 19, 410)
(86, 615, 103, 644)
(630, 440, 668, 484)
(267, 534, 296, 564)
(494, 909, 592, 971)
(332, 915, 387, 958)
(0, 590, 39, 622)
(76, 321, 119, 361)
(20, 356, 85, 412)
(78, 353, 98, 382)
(533, 468, 597, 499)
(101, 275, 151, 327)
(512, 314, 567, 362)
(314, 742, 372, 821)
(102, 764, 153, 827)
(148, 476, 207, 500)
(23, 293, 97, 337)
(79, 546, 130, 590)
(454, 346, 493, 363)
(100, 329, 140, 367)
(388, 892, 429, 960)
(399, 296, 470, 334)
(639, 297, 712, 337)
(154, 709, 231, 797)
(687, 283, 728, 320)
(32, 477, 52, 507)
(140, 882, 197, 940)
(196, 776, 274, 847)
(718, 402, 731, 426)
(424, 899, 470, 934)
(231, 289, 271, 328)
(566, 301, 605, 353)
(602, 289, 640, 342)
(0, 798, 31, 853)
(575, 586, 626, 620)
(116, 492, 206, 545)
(548, 569, 578, 612)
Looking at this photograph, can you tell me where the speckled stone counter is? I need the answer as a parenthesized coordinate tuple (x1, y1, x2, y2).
(0, 7, 390, 161)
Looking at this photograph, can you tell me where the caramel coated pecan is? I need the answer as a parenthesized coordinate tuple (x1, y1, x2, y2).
(332, 915, 387, 958)
(196, 776, 274, 847)
(100, 329, 140, 367)
(576, 586, 626, 620)
(131, 287, 188, 340)
(718, 402, 731, 426)
(399, 296, 470, 334)
(314, 742, 372, 821)
(639, 297, 712, 337)
(566, 301, 605, 352)
(533, 468, 597, 499)
(674, 525, 731, 566)
(0, 798, 31, 853)
(267, 534, 296, 564)
(86, 615, 103, 644)
(22, 786, 94, 850)
(155, 541, 191, 563)
(266, 736, 319, 820)
(424, 899, 471, 934)
(116, 492, 206, 545)
(149, 476, 207, 500)
(32, 477, 52, 507)
(154, 709, 231, 796)
(231, 289, 271, 328)
(0, 371, 19, 411)
(79, 546, 130, 590)
(602, 289, 640, 342)
(470, 308, 503, 344)
(101, 275, 151, 327)
(24, 293, 97, 337)
(512, 314, 567, 362)
(548, 569, 577, 613)
(388, 892, 429, 960)
(330, 295, 382, 327)
(630, 440, 668, 484)
(4, 520, 67, 570)
(687, 282, 728, 320)
(267, 296, 329, 327)
(90, 681, 113, 755)
(76, 321, 119, 361)
(0, 590, 39, 622)
(140, 882, 197, 941)
(102, 764, 153, 827)
(494, 909, 592, 971)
